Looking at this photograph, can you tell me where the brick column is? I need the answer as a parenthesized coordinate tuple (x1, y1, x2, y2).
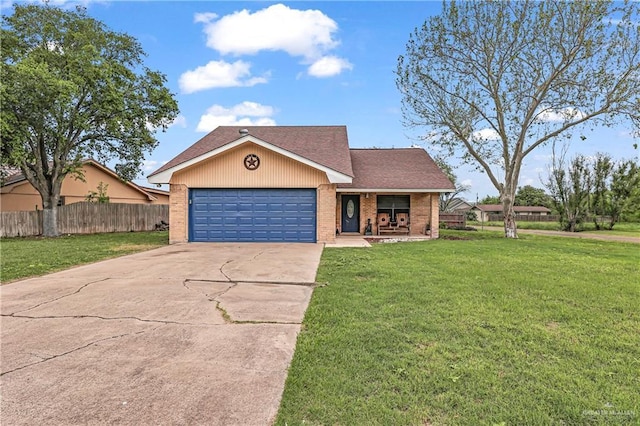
(169, 184, 188, 244)
(361, 193, 377, 234)
(410, 193, 429, 235)
(430, 193, 440, 239)
(317, 184, 337, 243)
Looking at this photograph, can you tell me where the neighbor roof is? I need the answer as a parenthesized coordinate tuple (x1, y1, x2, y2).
(149, 126, 354, 180)
(473, 204, 551, 213)
(337, 148, 455, 192)
(1, 167, 24, 186)
(2, 159, 158, 201)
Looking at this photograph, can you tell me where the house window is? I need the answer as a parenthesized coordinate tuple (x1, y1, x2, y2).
(377, 195, 410, 222)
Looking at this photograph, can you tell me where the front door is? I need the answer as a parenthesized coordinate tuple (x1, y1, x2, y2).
(341, 195, 360, 233)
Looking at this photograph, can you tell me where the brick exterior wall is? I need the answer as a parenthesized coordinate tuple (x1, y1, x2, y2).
(169, 184, 188, 243)
(409, 193, 430, 236)
(430, 193, 439, 239)
(361, 194, 377, 234)
(317, 184, 337, 243)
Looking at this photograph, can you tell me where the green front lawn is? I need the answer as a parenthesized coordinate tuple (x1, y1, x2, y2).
(277, 231, 640, 425)
(470, 220, 640, 235)
(1, 231, 168, 282)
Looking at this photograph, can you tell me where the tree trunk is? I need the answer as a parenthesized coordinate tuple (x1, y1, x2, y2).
(41, 195, 60, 237)
(501, 190, 518, 239)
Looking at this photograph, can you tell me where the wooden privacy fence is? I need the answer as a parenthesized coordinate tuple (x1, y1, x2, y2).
(439, 213, 466, 228)
(1, 203, 169, 237)
(488, 214, 559, 222)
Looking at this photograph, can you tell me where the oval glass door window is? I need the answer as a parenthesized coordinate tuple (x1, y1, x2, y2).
(346, 199, 355, 218)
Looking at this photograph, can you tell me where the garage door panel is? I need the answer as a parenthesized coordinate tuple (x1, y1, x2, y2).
(190, 189, 316, 242)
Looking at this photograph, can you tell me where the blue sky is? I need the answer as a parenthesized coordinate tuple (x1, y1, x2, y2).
(4, 1, 638, 199)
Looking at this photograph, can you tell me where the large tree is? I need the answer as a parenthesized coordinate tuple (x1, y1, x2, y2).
(397, 0, 639, 238)
(1, 4, 178, 236)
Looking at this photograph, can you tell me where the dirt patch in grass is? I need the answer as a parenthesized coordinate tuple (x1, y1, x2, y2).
(439, 234, 473, 240)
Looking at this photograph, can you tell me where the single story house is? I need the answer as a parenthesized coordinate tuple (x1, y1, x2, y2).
(0, 159, 169, 212)
(148, 126, 454, 244)
(470, 204, 552, 222)
(444, 197, 474, 213)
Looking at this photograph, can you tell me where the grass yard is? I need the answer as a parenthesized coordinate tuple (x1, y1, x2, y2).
(277, 231, 640, 425)
(0, 231, 168, 282)
(469, 220, 640, 235)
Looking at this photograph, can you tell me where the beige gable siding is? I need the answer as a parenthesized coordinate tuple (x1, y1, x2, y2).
(171, 143, 329, 188)
(63, 164, 151, 203)
(0, 163, 154, 212)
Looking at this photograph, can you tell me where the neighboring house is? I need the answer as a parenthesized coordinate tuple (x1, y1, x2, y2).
(470, 204, 552, 222)
(444, 197, 474, 213)
(148, 126, 454, 244)
(139, 186, 170, 204)
(0, 159, 169, 212)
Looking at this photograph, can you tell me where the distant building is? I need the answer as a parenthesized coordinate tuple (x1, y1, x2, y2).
(470, 204, 551, 222)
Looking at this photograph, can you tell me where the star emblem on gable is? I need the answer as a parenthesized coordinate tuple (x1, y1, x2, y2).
(244, 154, 260, 170)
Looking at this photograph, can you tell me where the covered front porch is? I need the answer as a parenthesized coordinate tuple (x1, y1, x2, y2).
(335, 191, 440, 239)
(325, 233, 434, 248)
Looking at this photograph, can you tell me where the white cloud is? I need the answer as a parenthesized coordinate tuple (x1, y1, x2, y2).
(168, 114, 187, 129)
(308, 55, 353, 78)
(142, 160, 159, 172)
(536, 106, 586, 123)
(196, 101, 277, 132)
(199, 4, 338, 59)
(179, 60, 268, 93)
(194, 12, 218, 23)
(194, 4, 350, 78)
(472, 128, 501, 141)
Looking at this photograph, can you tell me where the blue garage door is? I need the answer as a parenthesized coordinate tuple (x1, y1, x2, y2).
(189, 189, 317, 242)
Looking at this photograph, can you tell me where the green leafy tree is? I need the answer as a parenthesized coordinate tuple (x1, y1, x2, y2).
(397, 0, 640, 238)
(514, 185, 552, 208)
(606, 159, 639, 229)
(479, 195, 500, 205)
(1, 4, 178, 236)
(590, 153, 614, 229)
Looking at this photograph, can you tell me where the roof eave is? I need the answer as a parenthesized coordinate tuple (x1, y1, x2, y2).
(147, 135, 353, 184)
(336, 188, 455, 193)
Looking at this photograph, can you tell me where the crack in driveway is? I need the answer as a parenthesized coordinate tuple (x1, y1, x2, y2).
(219, 259, 234, 281)
(9, 278, 111, 315)
(181, 279, 307, 325)
(2, 313, 216, 327)
(0, 328, 158, 377)
(183, 279, 238, 323)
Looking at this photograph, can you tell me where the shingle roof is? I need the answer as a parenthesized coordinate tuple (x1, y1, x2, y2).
(474, 204, 551, 213)
(1, 167, 24, 186)
(337, 148, 455, 191)
(149, 126, 353, 178)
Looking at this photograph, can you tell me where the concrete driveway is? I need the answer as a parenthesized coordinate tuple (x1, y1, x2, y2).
(1, 243, 323, 425)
